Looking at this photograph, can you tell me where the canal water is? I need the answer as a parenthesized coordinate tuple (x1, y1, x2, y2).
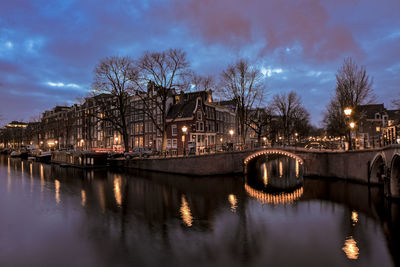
(0, 155, 399, 267)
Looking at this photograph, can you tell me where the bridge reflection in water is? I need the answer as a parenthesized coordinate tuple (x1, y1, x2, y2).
(1, 155, 400, 267)
(245, 154, 304, 204)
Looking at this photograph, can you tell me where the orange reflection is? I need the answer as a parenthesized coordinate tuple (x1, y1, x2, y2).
(55, 179, 60, 204)
(262, 163, 268, 185)
(40, 164, 44, 192)
(245, 184, 303, 204)
(97, 183, 106, 213)
(279, 161, 283, 178)
(7, 158, 11, 193)
(113, 176, 122, 207)
(351, 211, 358, 226)
(342, 236, 359, 260)
(180, 195, 193, 227)
(228, 194, 238, 212)
(81, 189, 87, 207)
(296, 160, 299, 178)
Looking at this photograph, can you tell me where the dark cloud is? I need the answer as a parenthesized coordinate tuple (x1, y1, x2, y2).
(0, 0, 399, 126)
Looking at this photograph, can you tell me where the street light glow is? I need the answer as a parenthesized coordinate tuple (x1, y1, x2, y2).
(229, 130, 234, 136)
(350, 122, 355, 129)
(344, 108, 352, 116)
(182, 126, 187, 133)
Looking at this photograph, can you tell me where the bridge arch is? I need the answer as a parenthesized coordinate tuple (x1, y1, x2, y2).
(244, 149, 304, 166)
(370, 152, 387, 183)
(390, 153, 400, 198)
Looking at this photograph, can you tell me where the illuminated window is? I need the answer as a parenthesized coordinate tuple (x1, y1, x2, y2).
(376, 126, 380, 132)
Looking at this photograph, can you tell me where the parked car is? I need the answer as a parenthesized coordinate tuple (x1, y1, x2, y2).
(124, 147, 153, 159)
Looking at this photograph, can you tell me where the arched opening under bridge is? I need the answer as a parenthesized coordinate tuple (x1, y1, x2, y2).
(370, 153, 386, 183)
(390, 154, 400, 198)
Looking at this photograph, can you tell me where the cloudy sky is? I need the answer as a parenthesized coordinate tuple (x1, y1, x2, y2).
(0, 0, 399, 125)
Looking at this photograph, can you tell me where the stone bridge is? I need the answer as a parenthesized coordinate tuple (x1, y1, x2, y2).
(124, 144, 400, 198)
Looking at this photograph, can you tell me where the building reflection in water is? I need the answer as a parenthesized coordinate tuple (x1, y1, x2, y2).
(180, 195, 193, 227)
(296, 160, 299, 178)
(40, 164, 44, 193)
(228, 194, 238, 212)
(351, 211, 359, 226)
(262, 163, 268, 186)
(97, 182, 106, 213)
(113, 175, 122, 207)
(7, 157, 11, 193)
(55, 179, 61, 204)
(342, 236, 359, 260)
(279, 161, 283, 178)
(245, 184, 303, 204)
(81, 189, 87, 207)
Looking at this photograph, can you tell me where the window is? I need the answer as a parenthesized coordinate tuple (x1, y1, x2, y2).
(167, 139, 171, 148)
(197, 111, 202, 120)
(171, 124, 177, 136)
(172, 139, 177, 148)
(375, 113, 381, 120)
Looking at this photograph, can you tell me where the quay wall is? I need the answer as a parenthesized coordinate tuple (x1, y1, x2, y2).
(124, 147, 384, 182)
(125, 151, 249, 176)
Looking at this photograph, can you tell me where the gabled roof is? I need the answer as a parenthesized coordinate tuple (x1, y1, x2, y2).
(166, 99, 197, 120)
(358, 104, 386, 119)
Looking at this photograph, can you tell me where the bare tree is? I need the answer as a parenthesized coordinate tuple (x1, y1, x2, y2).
(247, 107, 273, 144)
(92, 56, 136, 152)
(271, 91, 309, 142)
(392, 94, 400, 109)
(220, 59, 265, 145)
(134, 48, 190, 152)
(190, 73, 215, 91)
(324, 57, 374, 138)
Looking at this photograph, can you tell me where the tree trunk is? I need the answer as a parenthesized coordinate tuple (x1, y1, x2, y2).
(123, 130, 130, 153)
(161, 130, 167, 153)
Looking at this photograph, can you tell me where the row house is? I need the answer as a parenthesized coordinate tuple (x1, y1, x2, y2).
(382, 109, 400, 145)
(357, 104, 400, 148)
(41, 106, 71, 149)
(129, 82, 175, 152)
(165, 91, 236, 155)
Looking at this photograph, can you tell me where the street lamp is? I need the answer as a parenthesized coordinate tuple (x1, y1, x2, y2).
(182, 126, 187, 156)
(350, 122, 355, 129)
(55, 140, 58, 150)
(344, 108, 353, 150)
(263, 136, 267, 147)
(229, 129, 234, 142)
(344, 108, 352, 116)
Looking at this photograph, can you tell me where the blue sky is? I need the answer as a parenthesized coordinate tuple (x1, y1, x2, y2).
(0, 0, 399, 126)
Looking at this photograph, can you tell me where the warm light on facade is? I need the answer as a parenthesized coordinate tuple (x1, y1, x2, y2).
(229, 129, 234, 136)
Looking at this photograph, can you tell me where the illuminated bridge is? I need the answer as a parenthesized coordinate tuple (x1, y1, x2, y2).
(125, 145, 400, 198)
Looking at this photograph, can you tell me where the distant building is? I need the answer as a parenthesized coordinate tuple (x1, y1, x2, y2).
(357, 104, 400, 148)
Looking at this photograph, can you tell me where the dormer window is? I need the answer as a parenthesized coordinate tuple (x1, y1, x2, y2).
(197, 111, 202, 120)
(375, 113, 381, 120)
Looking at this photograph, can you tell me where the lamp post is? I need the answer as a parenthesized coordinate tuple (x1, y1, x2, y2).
(344, 107, 352, 150)
(229, 130, 234, 151)
(263, 136, 267, 147)
(114, 137, 119, 152)
(55, 140, 58, 150)
(80, 139, 84, 150)
(182, 126, 187, 156)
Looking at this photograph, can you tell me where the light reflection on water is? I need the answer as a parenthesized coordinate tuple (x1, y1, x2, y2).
(0, 155, 398, 267)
